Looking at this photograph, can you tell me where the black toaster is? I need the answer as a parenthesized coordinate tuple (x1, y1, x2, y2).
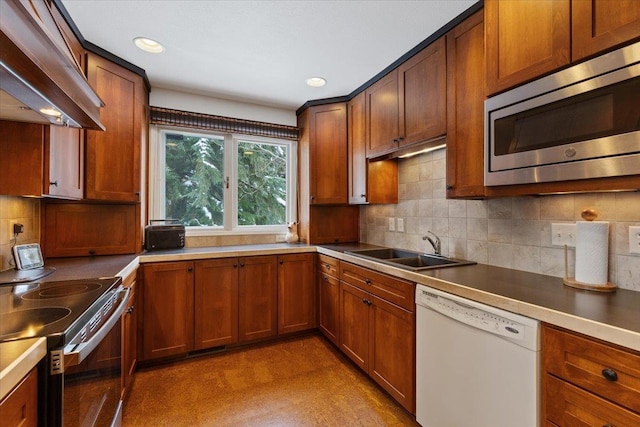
(144, 220, 185, 251)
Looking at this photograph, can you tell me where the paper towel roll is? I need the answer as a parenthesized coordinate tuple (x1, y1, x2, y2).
(575, 221, 609, 285)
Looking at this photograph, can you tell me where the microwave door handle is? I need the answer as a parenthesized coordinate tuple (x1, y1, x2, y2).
(63, 287, 130, 368)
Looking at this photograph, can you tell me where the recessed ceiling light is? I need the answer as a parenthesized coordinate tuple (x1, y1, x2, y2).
(133, 37, 164, 53)
(306, 77, 326, 87)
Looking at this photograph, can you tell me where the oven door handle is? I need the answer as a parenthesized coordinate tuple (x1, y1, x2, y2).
(64, 286, 130, 368)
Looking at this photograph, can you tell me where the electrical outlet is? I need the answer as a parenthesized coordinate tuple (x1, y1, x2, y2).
(551, 223, 576, 247)
(396, 218, 405, 233)
(388, 217, 395, 232)
(629, 226, 640, 255)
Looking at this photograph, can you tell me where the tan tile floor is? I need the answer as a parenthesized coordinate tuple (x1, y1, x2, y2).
(123, 334, 418, 426)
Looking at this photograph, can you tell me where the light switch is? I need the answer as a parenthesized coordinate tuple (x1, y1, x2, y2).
(397, 218, 405, 233)
(388, 217, 395, 232)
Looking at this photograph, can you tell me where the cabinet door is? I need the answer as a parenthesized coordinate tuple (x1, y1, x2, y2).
(308, 103, 348, 204)
(398, 37, 446, 146)
(43, 202, 137, 257)
(45, 125, 83, 199)
(238, 255, 278, 342)
(0, 368, 37, 427)
(339, 281, 370, 372)
(572, 0, 640, 61)
(366, 70, 399, 157)
(0, 121, 43, 197)
(318, 270, 340, 345)
(369, 294, 415, 413)
(445, 10, 486, 198)
(486, 0, 570, 95)
(85, 53, 143, 202)
(348, 93, 398, 205)
(348, 92, 368, 204)
(277, 253, 316, 335)
(194, 258, 239, 349)
(141, 262, 194, 360)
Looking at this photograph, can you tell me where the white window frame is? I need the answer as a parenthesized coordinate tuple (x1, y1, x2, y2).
(149, 125, 297, 236)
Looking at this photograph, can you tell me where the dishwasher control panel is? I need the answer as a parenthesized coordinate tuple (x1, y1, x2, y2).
(416, 286, 539, 348)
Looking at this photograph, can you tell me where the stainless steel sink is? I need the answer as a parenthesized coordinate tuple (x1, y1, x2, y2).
(345, 248, 475, 271)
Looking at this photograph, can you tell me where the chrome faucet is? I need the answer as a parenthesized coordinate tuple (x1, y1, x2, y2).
(423, 231, 441, 255)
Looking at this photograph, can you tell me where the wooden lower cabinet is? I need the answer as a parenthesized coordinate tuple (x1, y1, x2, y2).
(238, 256, 278, 342)
(339, 265, 415, 413)
(141, 261, 194, 361)
(542, 324, 640, 425)
(194, 258, 239, 349)
(0, 367, 37, 427)
(141, 254, 316, 361)
(277, 253, 316, 335)
(317, 255, 340, 345)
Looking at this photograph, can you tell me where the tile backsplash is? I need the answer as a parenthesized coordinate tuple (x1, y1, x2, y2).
(360, 149, 640, 292)
(0, 196, 41, 270)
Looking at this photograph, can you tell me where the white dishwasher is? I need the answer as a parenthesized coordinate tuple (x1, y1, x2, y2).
(415, 284, 540, 427)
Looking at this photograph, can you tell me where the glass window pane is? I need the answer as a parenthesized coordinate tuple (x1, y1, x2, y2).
(237, 140, 287, 226)
(164, 132, 225, 226)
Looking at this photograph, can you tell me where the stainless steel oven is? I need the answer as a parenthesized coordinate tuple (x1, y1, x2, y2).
(485, 41, 640, 186)
(0, 277, 128, 427)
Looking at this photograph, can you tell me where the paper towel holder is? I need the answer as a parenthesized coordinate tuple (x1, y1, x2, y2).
(562, 209, 617, 292)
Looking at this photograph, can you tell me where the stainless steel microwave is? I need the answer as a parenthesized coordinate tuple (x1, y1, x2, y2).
(484, 42, 640, 186)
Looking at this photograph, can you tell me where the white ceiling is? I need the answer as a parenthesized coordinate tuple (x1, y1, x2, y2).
(61, 0, 477, 110)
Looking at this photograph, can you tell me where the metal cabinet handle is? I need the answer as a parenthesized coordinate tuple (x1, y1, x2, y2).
(187, 267, 193, 272)
(126, 306, 134, 314)
(240, 263, 245, 268)
(602, 368, 618, 382)
(446, 184, 454, 190)
(365, 278, 371, 285)
(233, 263, 238, 268)
(397, 136, 404, 142)
(50, 180, 58, 187)
(360, 193, 366, 198)
(279, 260, 284, 265)
(88, 249, 96, 255)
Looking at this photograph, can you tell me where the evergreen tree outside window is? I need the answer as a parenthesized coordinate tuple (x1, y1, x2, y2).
(152, 128, 295, 233)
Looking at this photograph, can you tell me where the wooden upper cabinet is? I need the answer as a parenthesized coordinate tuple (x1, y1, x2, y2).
(85, 53, 145, 202)
(397, 37, 446, 146)
(348, 92, 398, 205)
(572, 0, 640, 61)
(485, 0, 571, 95)
(306, 103, 348, 205)
(0, 121, 82, 200)
(0, 121, 43, 197)
(365, 71, 400, 157)
(348, 92, 368, 204)
(366, 37, 446, 158)
(297, 107, 359, 244)
(446, 10, 486, 199)
(44, 125, 83, 199)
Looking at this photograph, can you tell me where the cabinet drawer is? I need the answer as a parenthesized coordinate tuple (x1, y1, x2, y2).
(545, 374, 640, 426)
(543, 325, 640, 413)
(317, 254, 339, 278)
(340, 262, 414, 311)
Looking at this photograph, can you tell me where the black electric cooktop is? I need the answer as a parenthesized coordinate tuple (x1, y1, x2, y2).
(0, 277, 121, 347)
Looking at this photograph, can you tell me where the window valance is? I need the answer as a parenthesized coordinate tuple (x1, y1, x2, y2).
(149, 106, 299, 141)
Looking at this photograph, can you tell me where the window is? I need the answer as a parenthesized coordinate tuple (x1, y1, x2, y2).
(150, 127, 296, 234)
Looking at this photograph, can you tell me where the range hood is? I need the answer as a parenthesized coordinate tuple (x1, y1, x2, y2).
(0, 0, 104, 130)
